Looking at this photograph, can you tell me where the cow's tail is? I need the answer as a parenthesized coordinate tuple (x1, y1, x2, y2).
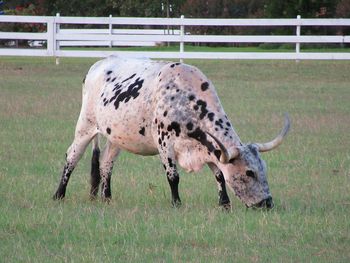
(90, 134, 101, 197)
(92, 134, 100, 154)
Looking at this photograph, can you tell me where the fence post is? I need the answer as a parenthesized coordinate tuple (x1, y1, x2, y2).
(180, 15, 184, 63)
(296, 15, 301, 63)
(47, 17, 54, 58)
(55, 13, 60, 65)
(109, 14, 113, 48)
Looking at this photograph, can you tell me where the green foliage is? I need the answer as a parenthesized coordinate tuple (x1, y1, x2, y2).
(265, 0, 340, 18)
(43, 0, 185, 17)
(45, 0, 120, 16)
(0, 57, 349, 262)
(181, 0, 266, 18)
(2, 0, 348, 18)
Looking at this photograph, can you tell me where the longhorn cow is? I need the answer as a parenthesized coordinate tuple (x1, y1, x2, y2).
(53, 56, 290, 209)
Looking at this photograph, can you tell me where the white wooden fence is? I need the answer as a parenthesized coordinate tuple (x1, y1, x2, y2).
(1, 14, 350, 60)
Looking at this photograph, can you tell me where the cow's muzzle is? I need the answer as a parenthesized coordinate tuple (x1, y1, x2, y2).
(252, 196, 274, 209)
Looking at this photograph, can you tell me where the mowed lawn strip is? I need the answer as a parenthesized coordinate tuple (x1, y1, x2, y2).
(0, 57, 349, 262)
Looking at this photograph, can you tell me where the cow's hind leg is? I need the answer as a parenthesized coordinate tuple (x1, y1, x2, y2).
(99, 141, 121, 202)
(208, 163, 231, 210)
(90, 135, 101, 199)
(53, 132, 95, 200)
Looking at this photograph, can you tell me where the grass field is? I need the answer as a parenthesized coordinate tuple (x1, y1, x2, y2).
(0, 56, 349, 262)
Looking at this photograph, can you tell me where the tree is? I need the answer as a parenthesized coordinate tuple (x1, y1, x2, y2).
(336, 0, 350, 17)
(265, 0, 339, 18)
(44, 0, 120, 16)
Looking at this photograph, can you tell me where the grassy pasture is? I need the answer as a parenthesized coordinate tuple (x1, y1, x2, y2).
(0, 56, 349, 262)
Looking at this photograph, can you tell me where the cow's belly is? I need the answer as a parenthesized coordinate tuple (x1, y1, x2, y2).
(107, 126, 158, 156)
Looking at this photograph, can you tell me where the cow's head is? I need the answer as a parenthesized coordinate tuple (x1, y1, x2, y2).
(210, 114, 290, 209)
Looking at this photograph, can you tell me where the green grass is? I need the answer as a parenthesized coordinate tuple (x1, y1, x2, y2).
(0, 56, 349, 262)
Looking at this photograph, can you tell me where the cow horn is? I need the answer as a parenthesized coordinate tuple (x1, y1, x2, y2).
(256, 113, 291, 152)
(206, 132, 238, 163)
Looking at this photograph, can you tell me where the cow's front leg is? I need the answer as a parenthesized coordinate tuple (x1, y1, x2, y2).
(99, 141, 121, 202)
(208, 163, 231, 210)
(160, 154, 181, 207)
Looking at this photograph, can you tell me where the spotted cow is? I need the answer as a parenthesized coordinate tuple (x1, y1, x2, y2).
(53, 55, 290, 209)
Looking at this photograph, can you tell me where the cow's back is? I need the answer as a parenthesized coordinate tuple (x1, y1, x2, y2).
(83, 56, 168, 154)
(81, 56, 239, 157)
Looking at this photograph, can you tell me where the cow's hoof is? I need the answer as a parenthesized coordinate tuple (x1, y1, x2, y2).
(101, 197, 111, 204)
(171, 199, 182, 208)
(220, 203, 231, 212)
(53, 192, 65, 200)
(89, 194, 98, 201)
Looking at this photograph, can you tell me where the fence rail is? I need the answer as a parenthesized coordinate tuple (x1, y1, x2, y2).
(1, 14, 350, 61)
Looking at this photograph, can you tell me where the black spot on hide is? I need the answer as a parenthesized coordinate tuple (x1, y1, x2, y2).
(170, 63, 180, 68)
(215, 120, 224, 129)
(168, 158, 174, 168)
(122, 73, 136, 83)
(113, 83, 122, 91)
(188, 95, 195, 101)
(107, 77, 144, 110)
(167, 122, 181, 137)
(106, 70, 113, 75)
(163, 111, 168, 117)
(201, 82, 209, 91)
(208, 112, 215, 121)
(196, 100, 208, 119)
(187, 128, 216, 154)
(186, 122, 193, 131)
(139, 127, 145, 136)
(161, 131, 168, 140)
(106, 127, 111, 134)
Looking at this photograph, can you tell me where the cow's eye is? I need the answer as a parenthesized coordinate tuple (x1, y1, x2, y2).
(246, 170, 256, 178)
(229, 158, 237, 164)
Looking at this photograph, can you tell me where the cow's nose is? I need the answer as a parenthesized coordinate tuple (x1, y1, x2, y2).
(253, 196, 274, 209)
(265, 196, 274, 209)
